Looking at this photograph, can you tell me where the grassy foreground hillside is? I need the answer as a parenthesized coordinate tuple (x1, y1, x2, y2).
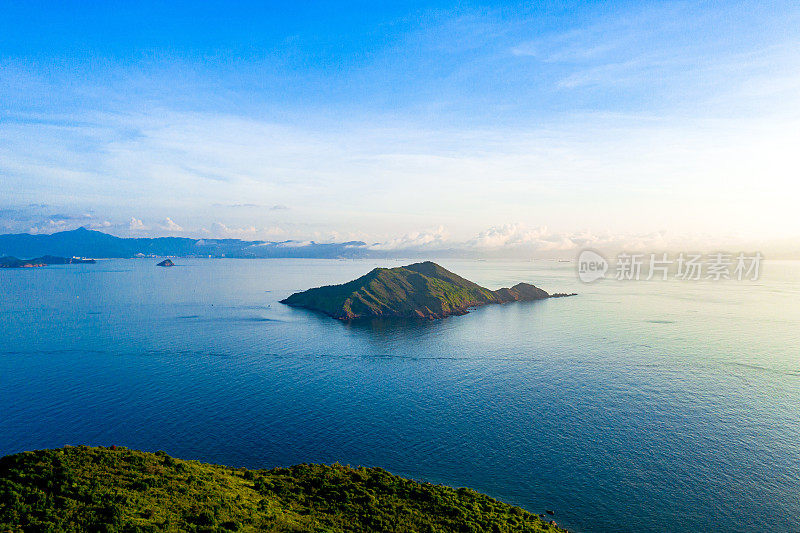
(0, 446, 565, 532)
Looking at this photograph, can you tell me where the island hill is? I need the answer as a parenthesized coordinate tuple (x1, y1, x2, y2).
(281, 261, 575, 320)
(0, 446, 567, 532)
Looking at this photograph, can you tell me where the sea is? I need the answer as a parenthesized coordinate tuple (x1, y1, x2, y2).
(1, 258, 798, 533)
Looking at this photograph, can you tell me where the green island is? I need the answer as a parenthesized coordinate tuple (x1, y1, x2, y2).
(0, 446, 566, 532)
(281, 261, 575, 320)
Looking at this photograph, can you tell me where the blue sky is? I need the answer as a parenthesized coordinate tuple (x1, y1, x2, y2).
(1, 1, 799, 252)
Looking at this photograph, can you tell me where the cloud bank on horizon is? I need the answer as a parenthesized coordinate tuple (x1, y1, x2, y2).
(1, 1, 799, 254)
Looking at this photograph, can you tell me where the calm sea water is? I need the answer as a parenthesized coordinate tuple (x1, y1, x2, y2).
(1, 259, 798, 532)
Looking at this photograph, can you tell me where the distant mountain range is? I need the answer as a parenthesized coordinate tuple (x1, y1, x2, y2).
(0, 227, 376, 259)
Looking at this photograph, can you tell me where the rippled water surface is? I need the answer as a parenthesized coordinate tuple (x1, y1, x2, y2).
(1, 259, 798, 532)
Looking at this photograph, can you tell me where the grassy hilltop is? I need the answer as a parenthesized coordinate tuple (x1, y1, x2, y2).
(281, 261, 560, 320)
(0, 446, 566, 533)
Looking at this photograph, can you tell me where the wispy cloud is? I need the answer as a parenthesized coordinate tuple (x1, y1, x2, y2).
(1, 105, 799, 243)
(508, 2, 800, 110)
(208, 222, 259, 238)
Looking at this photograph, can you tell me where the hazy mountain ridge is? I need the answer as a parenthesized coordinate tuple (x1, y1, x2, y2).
(0, 227, 372, 259)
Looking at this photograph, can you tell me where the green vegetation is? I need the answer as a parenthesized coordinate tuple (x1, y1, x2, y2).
(281, 261, 555, 319)
(0, 446, 565, 532)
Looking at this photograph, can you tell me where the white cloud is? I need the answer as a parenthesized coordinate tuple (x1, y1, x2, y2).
(263, 225, 285, 237)
(369, 226, 450, 251)
(161, 217, 183, 232)
(470, 224, 551, 249)
(363, 223, 765, 256)
(467, 224, 665, 252)
(128, 217, 147, 231)
(27, 219, 68, 234)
